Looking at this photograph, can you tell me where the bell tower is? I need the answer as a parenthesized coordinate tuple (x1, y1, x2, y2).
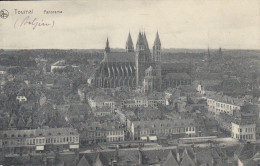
(152, 31, 161, 62)
(126, 32, 134, 52)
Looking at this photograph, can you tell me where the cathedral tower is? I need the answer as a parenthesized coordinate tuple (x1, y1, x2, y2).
(135, 31, 152, 87)
(152, 32, 162, 91)
(105, 38, 110, 53)
(126, 33, 134, 52)
(152, 31, 161, 62)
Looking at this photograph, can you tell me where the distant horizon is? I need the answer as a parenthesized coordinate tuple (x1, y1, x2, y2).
(1, 47, 260, 51)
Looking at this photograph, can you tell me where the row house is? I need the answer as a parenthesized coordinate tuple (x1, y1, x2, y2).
(80, 122, 125, 145)
(204, 91, 243, 115)
(0, 127, 79, 155)
(131, 119, 200, 141)
(88, 95, 116, 109)
(121, 92, 167, 109)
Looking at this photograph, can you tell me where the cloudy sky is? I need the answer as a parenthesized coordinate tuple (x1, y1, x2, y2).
(0, 0, 259, 49)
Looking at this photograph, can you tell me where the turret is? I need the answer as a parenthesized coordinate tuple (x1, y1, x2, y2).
(105, 37, 110, 53)
(126, 32, 134, 52)
(152, 31, 161, 62)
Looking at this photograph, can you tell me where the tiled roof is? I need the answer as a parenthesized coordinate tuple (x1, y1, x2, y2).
(82, 146, 231, 166)
(205, 91, 245, 106)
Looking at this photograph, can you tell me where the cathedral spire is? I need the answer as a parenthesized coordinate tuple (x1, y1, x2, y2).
(143, 31, 149, 50)
(136, 31, 144, 51)
(126, 32, 134, 52)
(136, 32, 143, 47)
(105, 37, 110, 53)
(154, 31, 161, 46)
(152, 31, 161, 62)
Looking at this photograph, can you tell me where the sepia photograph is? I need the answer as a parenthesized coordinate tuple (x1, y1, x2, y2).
(0, 0, 259, 165)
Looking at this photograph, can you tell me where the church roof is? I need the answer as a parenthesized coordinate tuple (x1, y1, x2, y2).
(154, 31, 161, 46)
(103, 52, 135, 63)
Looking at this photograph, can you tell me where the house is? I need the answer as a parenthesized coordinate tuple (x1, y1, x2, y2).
(88, 95, 116, 109)
(80, 121, 125, 145)
(231, 122, 256, 141)
(131, 119, 199, 141)
(16, 95, 27, 102)
(0, 127, 79, 155)
(93, 107, 112, 117)
(50, 60, 67, 72)
(204, 91, 243, 115)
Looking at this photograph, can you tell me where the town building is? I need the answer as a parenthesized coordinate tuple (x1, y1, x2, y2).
(88, 95, 116, 109)
(50, 60, 67, 72)
(80, 122, 125, 145)
(0, 127, 79, 155)
(204, 91, 243, 115)
(16, 95, 27, 102)
(93, 107, 112, 117)
(231, 122, 256, 141)
(131, 119, 200, 141)
(121, 92, 167, 109)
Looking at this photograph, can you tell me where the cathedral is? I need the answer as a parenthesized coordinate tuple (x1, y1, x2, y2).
(91, 31, 192, 92)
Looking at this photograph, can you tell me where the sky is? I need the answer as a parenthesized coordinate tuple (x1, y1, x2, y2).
(0, 0, 259, 49)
